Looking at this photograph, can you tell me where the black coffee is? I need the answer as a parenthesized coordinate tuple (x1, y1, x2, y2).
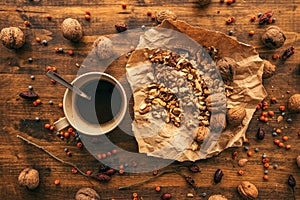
(75, 79, 122, 125)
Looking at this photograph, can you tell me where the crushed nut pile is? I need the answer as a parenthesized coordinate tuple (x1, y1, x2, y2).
(138, 49, 226, 139)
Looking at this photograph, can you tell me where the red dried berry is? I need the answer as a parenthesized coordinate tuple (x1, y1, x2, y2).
(93, 174, 111, 182)
(160, 193, 172, 200)
(115, 24, 127, 33)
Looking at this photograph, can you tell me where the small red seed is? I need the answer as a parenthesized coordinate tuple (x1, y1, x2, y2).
(71, 168, 77, 174)
(24, 21, 30, 27)
(86, 170, 92, 175)
(121, 3, 127, 9)
(85, 14, 91, 21)
(68, 50, 74, 56)
(147, 10, 152, 16)
(86, 10, 91, 15)
(249, 30, 255, 36)
(77, 142, 83, 148)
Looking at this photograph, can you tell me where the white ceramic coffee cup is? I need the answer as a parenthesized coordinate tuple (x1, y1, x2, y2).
(54, 72, 127, 135)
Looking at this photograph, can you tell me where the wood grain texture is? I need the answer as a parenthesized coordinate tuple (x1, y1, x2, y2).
(0, 0, 299, 199)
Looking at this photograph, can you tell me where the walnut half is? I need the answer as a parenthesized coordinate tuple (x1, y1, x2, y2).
(237, 181, 259, 200)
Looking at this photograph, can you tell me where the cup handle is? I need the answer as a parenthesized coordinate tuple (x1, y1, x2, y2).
(54, 117, 70, 131)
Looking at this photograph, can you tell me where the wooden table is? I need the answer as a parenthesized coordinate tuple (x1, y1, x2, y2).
(0, 0, 299, 199)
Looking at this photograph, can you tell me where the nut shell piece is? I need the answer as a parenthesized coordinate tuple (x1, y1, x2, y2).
(208, 194, 228, 200)
(262, 60, 276, 79)
(0, 27, 25, 49)
(227, 106, 246, 126)
(75, 187, 100, 200)
(156, 10, 177, 24)
(18, 168, 39, 190)
(61, 18, 83, 42)
(288, 94, 300, 113)
(237, 181, 259, 200)
(261, 26, 286, 49)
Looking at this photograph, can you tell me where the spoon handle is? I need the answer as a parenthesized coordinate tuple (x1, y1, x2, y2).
(46, 71, 91, 100)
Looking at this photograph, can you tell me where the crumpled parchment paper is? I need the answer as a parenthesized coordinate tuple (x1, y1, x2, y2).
(126, 20, 267, 162)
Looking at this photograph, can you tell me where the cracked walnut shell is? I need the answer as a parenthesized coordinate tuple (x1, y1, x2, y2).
(237, 181, 258, 199)
(0, 27, 25, 49)
(61, 18, 83, 42)
(75, 187, 100, 200)
(261, 26, 286, 49)
(18, 168, 39, 190)
(262, 60, 276, 79)
(288, 94, 300, 113)
(227, 107, 246, 126)
(156, 10, 177, 24)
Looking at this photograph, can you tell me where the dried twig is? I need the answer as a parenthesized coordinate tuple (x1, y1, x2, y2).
(17, 134, 88, 177)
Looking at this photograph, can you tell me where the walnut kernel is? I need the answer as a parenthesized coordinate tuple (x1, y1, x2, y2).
(61, 18, 83, 42)
(261, 26, 286, 49)
(262, 60, 276, 79)
(18, 168, 39, 190)
(288, 94, 300, 113)
(0, 27, 25, 49)
(75, 187, 100, 200)
(156, 10, 177, 24)
(227, 106, 246, 126)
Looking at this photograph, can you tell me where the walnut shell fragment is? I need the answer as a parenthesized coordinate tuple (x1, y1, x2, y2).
(262, 60, 276, 79)
(227, 107, 246, 126)
(297, 155, 300, 168)
(208, 194, 228, 200)
(75, 187, 100, 200)
(92, 36, 113, 60)
(0, 27, 25, 49)
(216, 57, 237, 84)
(198, 0, 211, 6)
(18, 168, 39, 190)
(156, 10, 177, 24)
(288, 94, 300, 113)
(237, 181, 259, 200)
(61, 18, 83, 42)
(261, 26, 286, 49)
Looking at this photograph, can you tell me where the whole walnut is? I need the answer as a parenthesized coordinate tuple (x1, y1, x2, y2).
(61, 18, 83, 42)
(208, 194, 228, 200)
(0, 27, 25, 49)
(288, 94, 300, 112)
(18, 168, 39, 190)
(227, 107, 246, 126)
(216, 57, 237, 84)
(237, 181, 258, 200)
(156, 10, 177, 24)
(93, 36, 113, 60)
(262, 60, 276, 79)
(261, 26, 286, 49)
(75, 187, 100, 200)
(198, 0, 211, 6)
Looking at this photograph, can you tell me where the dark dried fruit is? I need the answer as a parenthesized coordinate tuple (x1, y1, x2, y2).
(288, 174, 296, 188)
(98, 164, 110, 173)
(281, 46, 295, 60)
(104, 168, 116, 176)
(185, 176, 195, 187)
(115, 24, 127, 33)
(189, 164, 201, 173)
(160, 193, 172, 200)
(93, 173, 111, 182)
(214, 169, 223, 183)
(19, 91, 39, 100)
(256, 127, 265, 140)
(259, 11, 273, 24)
